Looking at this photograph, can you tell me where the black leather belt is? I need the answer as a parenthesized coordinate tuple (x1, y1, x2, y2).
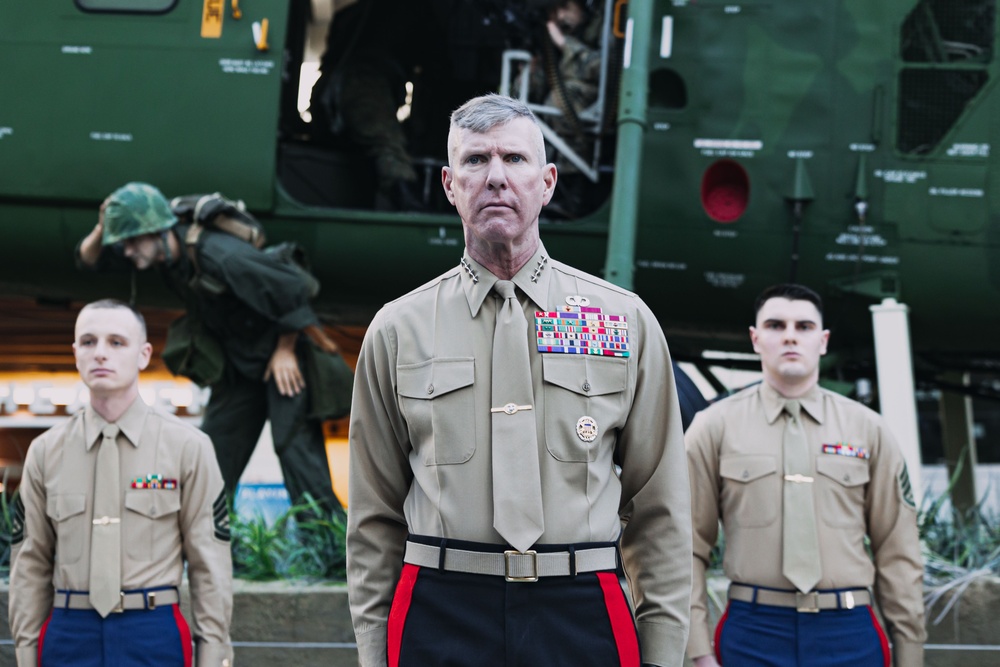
(729, 583, 872, 613)
(54, 587, 180, 612)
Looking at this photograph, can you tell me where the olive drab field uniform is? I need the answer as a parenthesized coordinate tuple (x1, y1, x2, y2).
(685, 382, 926, 666)
(9, 398, 233, 667)
(348, 244, 692, 667)
(77, 222, 345, 517)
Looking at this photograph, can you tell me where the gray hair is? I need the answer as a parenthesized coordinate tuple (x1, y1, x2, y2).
(449, 94, 546, 163)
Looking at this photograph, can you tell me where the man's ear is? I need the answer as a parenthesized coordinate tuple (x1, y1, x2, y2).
(441, 166, 456, 205)
(748, 325, 760, 353)
(541, 163, 557, 205)
(138, 341, 153, 371)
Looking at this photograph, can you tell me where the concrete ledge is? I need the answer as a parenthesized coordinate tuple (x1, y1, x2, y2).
(5, 576, 1000, 666)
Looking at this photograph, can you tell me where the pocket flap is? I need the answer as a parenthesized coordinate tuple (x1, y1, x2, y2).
(46, 494, 86, 522)
(397, 358, 475, 399)
(720, 455, 778, 483)
(816, 456, 870, 487)
(542, 355, 627, 396)
(125, 490, 182, 519)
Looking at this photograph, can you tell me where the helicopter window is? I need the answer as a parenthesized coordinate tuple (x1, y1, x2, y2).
(76, 0, 177, 13)
(901, 0, 995, 64)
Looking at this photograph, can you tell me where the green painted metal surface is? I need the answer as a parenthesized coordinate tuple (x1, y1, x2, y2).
(0, 0, 998, 368)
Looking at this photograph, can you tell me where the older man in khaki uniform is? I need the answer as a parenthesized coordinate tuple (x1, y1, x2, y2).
(686, 284, 925, 667)
(9, 299, 233, 667)
(347, 94, 691, 667)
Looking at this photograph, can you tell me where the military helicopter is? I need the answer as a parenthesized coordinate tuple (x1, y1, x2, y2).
(1, 0, 998, 405)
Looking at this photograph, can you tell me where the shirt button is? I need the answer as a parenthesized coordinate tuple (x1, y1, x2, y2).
(843, 474, 851, 483)
(582, 382, 591, 392)
(426, 385, 434, 395)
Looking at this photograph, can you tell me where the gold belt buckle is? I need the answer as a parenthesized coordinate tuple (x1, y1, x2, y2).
(504, 550, 539, 582)
(111, 591, 125, 614)
(795, 591, 820, 613)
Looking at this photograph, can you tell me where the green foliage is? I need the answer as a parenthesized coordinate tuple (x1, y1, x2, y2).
(229, 494, 347, 582)
(0, 490, 347, 583)
(0, 485, 16, 578)
(918, 463, 1000, 624)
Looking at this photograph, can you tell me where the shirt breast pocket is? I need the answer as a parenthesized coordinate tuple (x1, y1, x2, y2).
(397, 357, 476, 465)
(541, 355, 628, 462)
(720, 455, 780, 527)
(124, 490, 182, 562)
(46, 494, 87, 565)
(815, 455, 870, 528)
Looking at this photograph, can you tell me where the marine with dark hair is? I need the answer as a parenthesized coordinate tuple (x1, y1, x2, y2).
(685, 283, 926, 666)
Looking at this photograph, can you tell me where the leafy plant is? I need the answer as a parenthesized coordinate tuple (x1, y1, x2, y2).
(918, 456, 1000, 623)
(229, 494, 347, 582)
(0, 490, 347, 583)
(0, 471, 16, 578)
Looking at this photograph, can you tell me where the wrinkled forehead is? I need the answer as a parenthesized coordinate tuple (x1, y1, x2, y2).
(756, 297, 823, 326)
(448, 118, 545, 163)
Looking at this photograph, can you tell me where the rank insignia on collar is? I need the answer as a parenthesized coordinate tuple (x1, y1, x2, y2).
(822, 443, 870, 459)
(131, 474, 179, 489)
(535, 306, 630, 357)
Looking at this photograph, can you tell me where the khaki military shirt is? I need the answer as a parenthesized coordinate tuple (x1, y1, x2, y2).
(9, 397, 233, 667)
(685, 382, 925, 665)
(347, 245, 692, 667)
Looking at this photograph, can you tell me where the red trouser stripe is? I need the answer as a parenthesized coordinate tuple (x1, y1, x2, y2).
(596, 572, 641, 667)
(37, 611, 53, 667)
(714, 602, 730, 665)
(867, 606, 891, 667)
(388, 563, 420, 667)
(172, 605, 193, 667)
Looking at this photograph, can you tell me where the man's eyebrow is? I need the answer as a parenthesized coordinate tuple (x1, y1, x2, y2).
(761, 318, 818, 326)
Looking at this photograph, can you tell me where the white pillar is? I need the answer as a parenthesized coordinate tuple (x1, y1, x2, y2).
(869, 298, 922, 504)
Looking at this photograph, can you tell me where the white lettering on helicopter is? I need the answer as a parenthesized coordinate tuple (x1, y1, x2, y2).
(787, 150, 813, 159)
(836, 226, 887, 247)
(89, 132, 132, 142)
(695, 138, 761, 158)
(825, 253, 899, 265)
(928, 187, 984, 198)
(653, 122, 671, 131)
(849, 143, 876, 152)
(218, 58, 275, 75)
(636, 260, 687, 271)
(945, 143, 989, 158)
(61, 46, 92, 55)
(705, 272, 745, 288)
(874, 169, 926, 184)
(0, 127, 12, 140)
(428, 226, 460, 247)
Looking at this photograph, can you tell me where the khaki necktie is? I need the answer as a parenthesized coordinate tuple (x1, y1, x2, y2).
(491, 280, 544, 553)
(90, 423, 122, 617)
(781, 400, 822, 593)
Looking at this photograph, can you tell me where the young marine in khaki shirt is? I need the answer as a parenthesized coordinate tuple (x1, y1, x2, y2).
(686, 284, 925, 667)
(8, 300, 233, 666)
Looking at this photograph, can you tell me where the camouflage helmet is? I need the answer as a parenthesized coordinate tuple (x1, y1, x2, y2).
(101, 182, 177, 245)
